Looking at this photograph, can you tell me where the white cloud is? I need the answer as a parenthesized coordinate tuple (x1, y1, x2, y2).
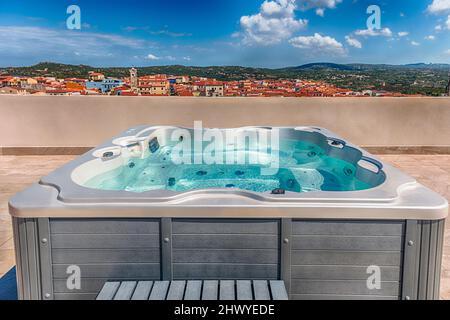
(435, 24, 443, 31)
(345, 36, 362, 48)
(447, 15, 450, 29)
(183, 56, 191, 61)
(425, 35, 436, 40)
(289, 33, 346, 55)
(297, 0, 343, 14)
(411, 41, 420, 46)
(315, 8, 325, 17)
(427, 0, 450, 13)
(445, 49, 450, 55)
(297, 0, 342, 8)
(354, 28, 393, 37)
(239, 0, 308, 45)
(146, 54, 160, 60)
(398, 31, 409, 37)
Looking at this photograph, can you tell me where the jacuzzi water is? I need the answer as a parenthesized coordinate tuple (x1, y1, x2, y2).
(85, 138, 372, 193)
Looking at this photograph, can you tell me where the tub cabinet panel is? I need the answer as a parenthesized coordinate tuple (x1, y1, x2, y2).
(172, 219, 280, 280)
(12, 217, 445, 300)
(288, 220, 404, 300)
(48, 218, 161, 300)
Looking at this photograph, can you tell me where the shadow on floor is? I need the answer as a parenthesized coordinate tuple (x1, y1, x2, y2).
(0, 267, 17, 300)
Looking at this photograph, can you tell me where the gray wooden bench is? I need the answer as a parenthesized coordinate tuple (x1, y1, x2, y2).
(96, 280, 288, 300)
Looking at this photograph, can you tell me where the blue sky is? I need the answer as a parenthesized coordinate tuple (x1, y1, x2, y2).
(1, 0, 450, 67)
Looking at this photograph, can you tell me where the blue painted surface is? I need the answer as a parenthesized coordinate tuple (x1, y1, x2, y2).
(86, 79, 124, 93)
(0, 267, 18, 300)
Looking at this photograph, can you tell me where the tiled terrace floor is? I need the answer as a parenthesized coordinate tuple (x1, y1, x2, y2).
(0, 155, 449, 299)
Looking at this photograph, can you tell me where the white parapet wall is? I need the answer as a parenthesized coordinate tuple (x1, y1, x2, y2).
(0, 95, 450, 150)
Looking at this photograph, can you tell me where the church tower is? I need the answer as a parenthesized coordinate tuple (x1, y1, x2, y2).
(130, 67, 138, 91)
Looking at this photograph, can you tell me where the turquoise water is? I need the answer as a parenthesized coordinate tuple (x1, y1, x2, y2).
(85, 140, 371, 193)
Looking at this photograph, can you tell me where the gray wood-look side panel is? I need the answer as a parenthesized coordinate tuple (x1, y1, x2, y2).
(13, 217, 444, 301)
(25, 219, 41, 299)
(52, 249, 160, 264)
(172, 219, 280, 280)
(415, 219, 446, 300)
(48, 218, 161, 300)
(290, 220, 405, 300)
(50, 219, 160, 234)
(12, 218, 39, 300)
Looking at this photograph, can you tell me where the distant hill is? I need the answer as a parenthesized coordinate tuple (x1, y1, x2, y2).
(403, 63, 450, 70)
(1, 61, 449, 96)
(282, 63, 355, 71)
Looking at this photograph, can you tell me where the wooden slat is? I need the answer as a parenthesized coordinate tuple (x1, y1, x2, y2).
(166, 281, 186, 300)
(269, 281, 288, 300)
(291, 250, 402, 266)
(53, 263, 161, 279)
(291, 265, 401, 281)
(149, 281, 170, 300)
(253, 280, 270, 300)
(114, 281, 137, 300)
(202, 280, 219, 300)
(184, 281, 202, 300)
(220, 280, 235, 300)
(173, 263, 278, 279)
(96, 281, 120, 300)
(292, 221, 404, 236)
(173, 220, 278, 234)
(97, 279, 289, 300)
(50, 219, 160, 234)
(173, 249, 278, 264)
(131, 281, 153, 300)
(52, 249, 161, 264)
(51, 234, 160, 249)
(236, 280, 253, 300)
(291, 236, 403, 251)
(173, 235, 278, 249)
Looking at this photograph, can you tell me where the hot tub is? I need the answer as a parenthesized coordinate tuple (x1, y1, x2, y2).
(9, 126, 448, 300)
